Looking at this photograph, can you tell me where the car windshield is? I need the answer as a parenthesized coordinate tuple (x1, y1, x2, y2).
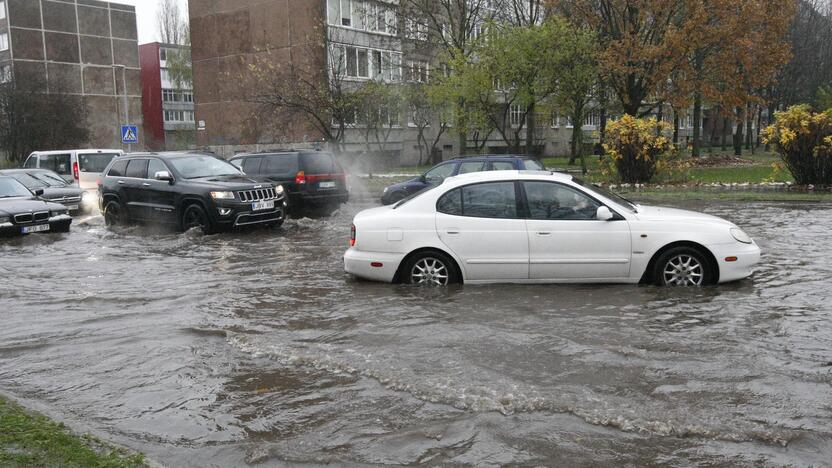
(302, 153, 337, 174)
(572, 178, 638, 212)
(78, 153, 120, 172)
(0, 177, 34, 198)
(10, 173, 48, 189)
(30, 172, 68, 187)
(169, 156, 242, 179)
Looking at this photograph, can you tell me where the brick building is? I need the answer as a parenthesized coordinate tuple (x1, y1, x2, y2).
(0, 0, 142, 149)
(139, 42, 195, 151)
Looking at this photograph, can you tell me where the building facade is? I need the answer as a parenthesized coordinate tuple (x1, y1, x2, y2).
(0, 0, 142, 149)
(139, 42, 195, 151)
(189, 0, 718, 167)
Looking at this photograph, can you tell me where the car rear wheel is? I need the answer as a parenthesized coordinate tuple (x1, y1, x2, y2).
(654, 247, 715, 287)
(103, 200, 123, 226)
(402, 251, 459, 286)
(182, 204, 213, 234)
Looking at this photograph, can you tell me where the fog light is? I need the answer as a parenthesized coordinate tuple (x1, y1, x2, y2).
(218, 208, 232, 216)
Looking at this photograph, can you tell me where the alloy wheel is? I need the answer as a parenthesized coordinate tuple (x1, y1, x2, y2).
(410, 257, 449, 286)
(184, 208, 208, 231)
(663, 254, 704, 287)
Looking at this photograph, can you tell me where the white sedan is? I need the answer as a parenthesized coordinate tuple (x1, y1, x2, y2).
(344, 171, 760, 286)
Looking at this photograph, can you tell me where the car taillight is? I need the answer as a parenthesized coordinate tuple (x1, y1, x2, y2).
(350, 224, 356, 247)
(73, 162, 79, 180)
(295, 171, 306, 185)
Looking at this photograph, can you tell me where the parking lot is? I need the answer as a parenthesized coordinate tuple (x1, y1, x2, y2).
(1, 199, 831, 466)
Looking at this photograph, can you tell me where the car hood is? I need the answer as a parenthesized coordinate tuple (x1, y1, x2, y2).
(41, 187, 84, 199)
(186, 175, 274, 190)
(387, 177, 422, 191)
(634, 204, 734, 226)
(0, 197, 64, 215)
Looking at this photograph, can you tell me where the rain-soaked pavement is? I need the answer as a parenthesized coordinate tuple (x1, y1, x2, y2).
(1, 197, 831, 466)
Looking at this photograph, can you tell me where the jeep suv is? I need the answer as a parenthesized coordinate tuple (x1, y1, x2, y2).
(229, 151, 349, 216)
(380, 155, 546, 205)
(99, 152, 287, 233)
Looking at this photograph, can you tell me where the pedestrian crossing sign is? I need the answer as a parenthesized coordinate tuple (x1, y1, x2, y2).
(121, 125, 138, 144)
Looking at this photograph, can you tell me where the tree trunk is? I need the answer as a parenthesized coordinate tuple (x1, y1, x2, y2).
(721, 116, 729, 151)
(597, 103, 607, 156)
(457, 130, 466, 156)
(569, 107, 583, 166)
(733, 106, 744, 156)
(673, 109, 680, 145)
(692, 91, 703, 157)
(525, 102, 535, 155)
(745, 103, 753, 151)
(765, 103, 776, 152)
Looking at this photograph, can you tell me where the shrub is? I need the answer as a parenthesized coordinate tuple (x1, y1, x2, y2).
(761, 105, 832, 186)
(602, 115, 674, 183)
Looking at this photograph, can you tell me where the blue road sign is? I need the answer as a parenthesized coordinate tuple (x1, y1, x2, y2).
(121, 125, 138, 144)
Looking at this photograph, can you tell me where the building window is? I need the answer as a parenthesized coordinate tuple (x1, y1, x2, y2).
(162, 89, 176, 102)
(0, 2, 6, 20)
(0, 33, 8, 52)
(164, 110, 194, 122)
(183, 92, 193, 102)
(405, 19, 428, 41)
(510, 105, 524, 127)
(328, 0, 396, 35)
(159, 48, 167, 61)
(407, 60, 429, 83)
(338, 45, 400, 81)
(0, 64, 11, 83)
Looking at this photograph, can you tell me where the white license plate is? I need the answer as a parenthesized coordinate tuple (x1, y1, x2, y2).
(22, 224, 50, 234)
(319, 181, 336, 189)
(251, 200, 275, 211)
(66, 205, 79, 211)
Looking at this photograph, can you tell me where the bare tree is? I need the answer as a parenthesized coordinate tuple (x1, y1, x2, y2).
(157, 0, 187, 45)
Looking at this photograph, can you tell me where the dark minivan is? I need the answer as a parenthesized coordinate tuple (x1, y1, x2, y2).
(229, 151, 349, 216)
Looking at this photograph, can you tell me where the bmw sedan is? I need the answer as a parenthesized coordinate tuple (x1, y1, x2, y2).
(344, 171, 761, 286)
(0, 176, 72, 236)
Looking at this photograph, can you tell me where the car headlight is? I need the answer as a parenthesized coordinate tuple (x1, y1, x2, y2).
(52, 209, 68, 216)
(383, 186, 389, 193)
(0, 216, 9, 224)
(276, 185, 285, 196)
(730, 228, 753, 244)
(210, 191, 235, 200)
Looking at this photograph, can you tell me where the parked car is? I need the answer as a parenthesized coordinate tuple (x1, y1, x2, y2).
(23, 149, 123, 191)
(345, 170, 761, 286)
(99, 152, 287, 233)
(0, 169, 90, 215)
(229, 150, 349, 216)
(380, 155, 546, 205)
(0, 176, 72, 236)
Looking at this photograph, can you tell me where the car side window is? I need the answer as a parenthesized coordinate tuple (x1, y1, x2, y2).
(230, 159, 243, 169)
(263, 155, 299, 177)
(242, 157, 263, 174)
(490, 161, 514, 171)
(461, 182, 518, 219)
(40, 154, 71, 175)
(125, 159, 149, 179)
(458, 161, 485, 174)
(437, 188, 462, 215)
(147, 159, 167, 179)
(523, 159, 545, 170)
(107, 159, 128, 177)
(23, 156, 37, 168)
(523, 181, 600, 220)
(424, 163, 455, 184)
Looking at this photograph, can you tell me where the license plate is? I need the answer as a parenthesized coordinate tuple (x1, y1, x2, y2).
(22, 224, 50, 234)
(251, 200, 275, 211)
(319, 181, 336, 189)
(66, 205, 79, 211)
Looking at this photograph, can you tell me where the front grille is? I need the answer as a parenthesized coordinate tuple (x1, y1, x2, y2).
(52, 196, 81, 204)
(237, 187, 277, 202)
(13, 213, 33, 224)
(34, 211, 49, 222)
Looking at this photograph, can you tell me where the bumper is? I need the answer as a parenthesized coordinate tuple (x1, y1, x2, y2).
(343, 248, 404, 283)
(709, 241, 762, 283)
(212, 198, 287, 229)
(291, 192, 349, 207)
(0, 215, 72, 236)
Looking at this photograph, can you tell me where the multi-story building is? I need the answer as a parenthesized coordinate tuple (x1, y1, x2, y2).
(139, 42, 195, 150)
(189, 0, 711, 166)
(0, 0, 142, 149)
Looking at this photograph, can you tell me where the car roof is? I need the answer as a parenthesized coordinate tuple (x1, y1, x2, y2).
(230, 150, 331, 159)
(121, 151, 218, 160)
(447, 154, 538, 162)
(444, 170, 573, 186)
(30, 149, 122, 155)
(0, 169, 29, 174)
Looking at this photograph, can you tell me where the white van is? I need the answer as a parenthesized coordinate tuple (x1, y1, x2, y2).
(23, 149, 124, 191)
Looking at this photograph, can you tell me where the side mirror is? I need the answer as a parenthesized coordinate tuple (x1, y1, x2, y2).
(33, 188, 45, 197)
(596, 206, 614, 221)
(155, 171, 174, 183)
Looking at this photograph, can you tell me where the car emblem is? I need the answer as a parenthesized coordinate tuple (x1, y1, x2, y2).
(253, 185, 262, 189)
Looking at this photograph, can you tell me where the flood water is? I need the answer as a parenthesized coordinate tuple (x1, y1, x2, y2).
(1, 198, 831, 466)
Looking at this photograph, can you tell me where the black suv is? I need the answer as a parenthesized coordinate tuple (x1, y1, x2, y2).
(99, 152, 287, 233)
(380, 155, 546, 205)
(229, 151, 349, 216)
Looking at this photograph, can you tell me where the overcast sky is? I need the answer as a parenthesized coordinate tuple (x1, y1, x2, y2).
(111, 0, 189, 45)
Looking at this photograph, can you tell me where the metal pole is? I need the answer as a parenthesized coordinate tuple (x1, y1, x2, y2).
(117, 65, 131, 153)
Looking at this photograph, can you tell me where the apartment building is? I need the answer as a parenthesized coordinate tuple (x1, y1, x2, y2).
(139, 42, 195, 150)
(0, 0, 142, 149)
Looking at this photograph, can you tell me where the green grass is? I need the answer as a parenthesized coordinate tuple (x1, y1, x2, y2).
(0, 395, 146, 468)
(617, 189, 831, 202)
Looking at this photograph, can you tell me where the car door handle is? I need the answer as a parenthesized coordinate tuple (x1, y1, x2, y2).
(445, 230, 460, 235)
(142, 182, 151, 187)
(117, 180, 125, 185)
(537, 231, 552, 236)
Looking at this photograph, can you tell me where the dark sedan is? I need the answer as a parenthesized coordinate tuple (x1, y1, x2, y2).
(0, 176, 72, 236)
(0, 169, 89, 215)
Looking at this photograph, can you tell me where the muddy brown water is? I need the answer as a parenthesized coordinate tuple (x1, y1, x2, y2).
(1, 200, 831, 466)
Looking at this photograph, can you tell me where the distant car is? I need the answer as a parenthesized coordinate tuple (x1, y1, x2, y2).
(380, 155, 546, 205)
(0, 169, 89, 215)
(0, 176, 72, 236)
(23, 149, 123, 191)
(345, 170, 761, 286)
(99, 152, 287, 233)
(229, 150, 349, 216)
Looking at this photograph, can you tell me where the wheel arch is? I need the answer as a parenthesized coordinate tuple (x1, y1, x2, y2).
(393, 247, 465, 284)
(640, 240, 720, 284)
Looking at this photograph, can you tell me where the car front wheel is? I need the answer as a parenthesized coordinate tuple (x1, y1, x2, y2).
(654, 247, 715, 287)
(182, 204, 213, 234)
(103, 200, 123, 226)
(402, 251, 459, 286)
